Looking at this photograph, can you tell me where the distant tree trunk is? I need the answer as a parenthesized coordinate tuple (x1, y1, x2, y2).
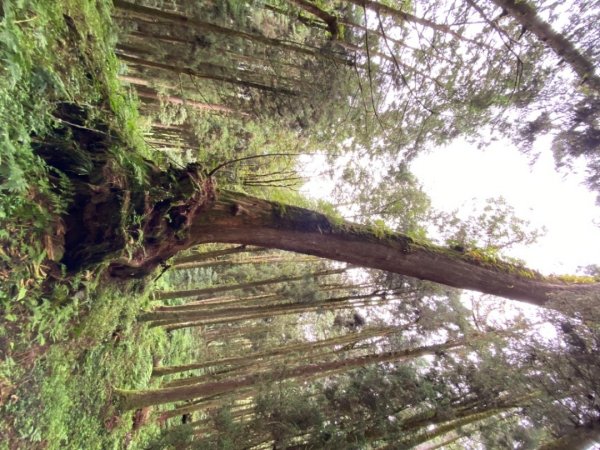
(153, 326, 394, 376)
(537, 422, 600, 450)
(172, 255, 316, 271)
(286, 0, 339, 38)
(117, 53, 301, 95)
(489, 0, 600, 93)
(155, 268, 345, 300)
(146, 292, 385, 328)
(113, 0, 351, 64)
(390, 408, 509, 449)
(150, 298, 381, 329)
(344, 0, 483, 45)
(116, 339, 466, 410)
(155, 293, 277, 311)
(172, 245, 266, 265)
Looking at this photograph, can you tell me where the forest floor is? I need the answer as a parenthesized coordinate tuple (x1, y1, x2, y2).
(0, 1, 194, 448)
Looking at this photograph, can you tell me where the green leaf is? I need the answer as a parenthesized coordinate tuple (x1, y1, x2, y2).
(16, 286, 27, 301)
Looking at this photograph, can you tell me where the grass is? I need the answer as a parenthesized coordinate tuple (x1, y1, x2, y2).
(0, 0, 194, 447)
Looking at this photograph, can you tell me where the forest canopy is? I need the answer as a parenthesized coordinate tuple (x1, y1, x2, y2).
(0, 0, 599, 448)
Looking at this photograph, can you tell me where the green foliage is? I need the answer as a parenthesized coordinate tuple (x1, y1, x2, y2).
(0, 0, 170, 447)
(0, 0, 597, 448)
(431, 196, 546, 262)
(0, 281, 163, 449)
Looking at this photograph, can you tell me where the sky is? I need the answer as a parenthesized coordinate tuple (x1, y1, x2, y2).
(301, 136, 600, 276)
(411, 137, 600, 275)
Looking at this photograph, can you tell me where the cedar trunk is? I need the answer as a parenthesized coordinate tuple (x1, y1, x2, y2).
(51, 149, 598, 307)
(105, 188, 599, 307)
(116, 340, 465, 410)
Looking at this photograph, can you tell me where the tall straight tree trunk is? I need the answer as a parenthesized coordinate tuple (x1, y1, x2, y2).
(172, 255, 317, 271)
(537, 422, 600, 450)
(159, 387, 257, 420)
(116, 339, 467, 410)
(488, 0, 600, 93)
(117, 53, 301, 96)
(390, 408, 511, 449)
(155, 293, 278, 312)
(145, 291, 376, 322)
(172, 245, 266, 265)
(149, 296, 383, 329)
(155, 268, 345, 300)
(344, 0, 484, 45)
(286, 0, 339, 38)
(113, 0, 351, 64)
(153, 326, 395, 376)
(119, 80, 243, 115)
(201, 323, 279, 342)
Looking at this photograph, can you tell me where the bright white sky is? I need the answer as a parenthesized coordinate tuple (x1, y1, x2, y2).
(301, 137, 600, 276)
(411, 137, 600, 275)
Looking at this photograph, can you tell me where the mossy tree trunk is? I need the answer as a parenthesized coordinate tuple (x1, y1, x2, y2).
(50, 150, 599, 306)
(106, 187, 598, 307)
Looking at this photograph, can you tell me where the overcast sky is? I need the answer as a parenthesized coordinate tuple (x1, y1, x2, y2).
(411, 136, 600, 275)
(301, 136, 600, 276)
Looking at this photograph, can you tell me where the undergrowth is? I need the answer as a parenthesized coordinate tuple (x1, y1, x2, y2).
(0, 0, 176, 448)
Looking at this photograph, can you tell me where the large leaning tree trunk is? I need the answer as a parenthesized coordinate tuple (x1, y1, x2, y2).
(44, 124, 597, 309)
(106, 186, 599, 308)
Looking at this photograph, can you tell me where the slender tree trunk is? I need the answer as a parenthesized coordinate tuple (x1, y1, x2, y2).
(149, 297, 383, 329)
(127, 29, 308, 74)
(116, 339, 466, 410)
(155, 268, 345, 300)
(345, 0, 484, 45)
(172, 255, 317, 271)
(413, 433, 462, 450)
(153, 326, 394, 376)
(146, 291, 376, 321)
(537, 422, 600, 450)
(113, 0, 351, 64)
(155, 293, 277, 311)
(159, 387, 257, 420)
(392, 408, 509, 449)
(488, 0, 600, 93)
(117, 53, 301, 96)
(119, 80, 243, 115)
(286, 0, 339, 38)
(201, 323, 279, 342)
(172, 245, 266, 265)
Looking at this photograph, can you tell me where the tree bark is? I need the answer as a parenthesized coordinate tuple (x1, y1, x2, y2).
(113, 0, 350, 64)
(153, 326, 394, 376)
(117, 53, 300, 96)
(105, 188, 600, 307)
(172, 255, 316, 271)
(286, 0, 339, 39)
(488, 0, 600, 93)
(167, 190, 597, 306)
(116, 339, 465, 410)
(345, 0, 483, 45)
(155, 268, 345, 300)
(172, 245, 266, 265)
(148, 296, 381, 329)
(537, 422, 600, 450)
